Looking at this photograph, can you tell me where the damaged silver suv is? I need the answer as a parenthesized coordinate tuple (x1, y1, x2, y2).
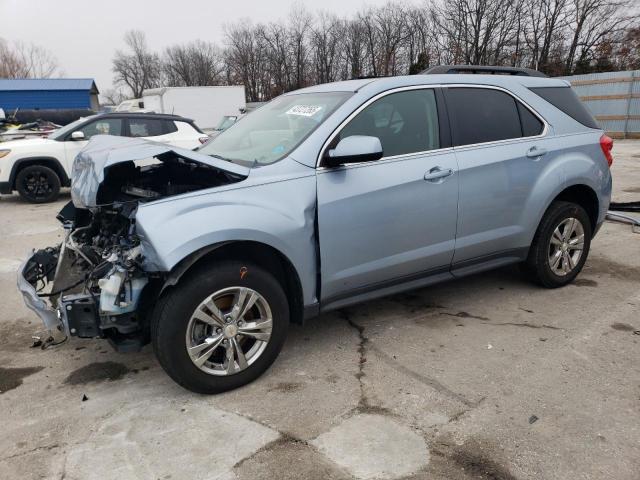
(18, 68, 613, 393)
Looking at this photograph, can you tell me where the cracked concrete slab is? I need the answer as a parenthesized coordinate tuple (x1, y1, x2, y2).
(1, 141, 640, 480)
(311, 413, 429, 479)
(208, 313, 362, 440)
(64, 398, 280, 480)
(234, 438, 351, 480)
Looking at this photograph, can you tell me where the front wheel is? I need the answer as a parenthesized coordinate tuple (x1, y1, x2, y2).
(152, 261, 289, 394)
(16, 164, 61, 203)
(523, 201, 592, 288)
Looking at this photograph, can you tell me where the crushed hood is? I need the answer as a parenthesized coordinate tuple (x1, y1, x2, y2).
(71, 135, 250, 209)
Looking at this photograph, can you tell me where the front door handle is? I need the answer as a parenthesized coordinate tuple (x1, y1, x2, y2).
(424, 167, 454, 182)
(526, 146, 547, 158)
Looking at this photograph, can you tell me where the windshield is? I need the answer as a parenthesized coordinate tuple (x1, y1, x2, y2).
(50, 116, 96, 140)
(198, 92, 351, 166)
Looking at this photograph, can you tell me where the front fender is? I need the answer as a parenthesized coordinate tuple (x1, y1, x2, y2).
(135, 174, 318, 304)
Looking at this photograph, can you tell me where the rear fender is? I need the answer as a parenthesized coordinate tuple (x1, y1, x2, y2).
(522, 133, 611, 245)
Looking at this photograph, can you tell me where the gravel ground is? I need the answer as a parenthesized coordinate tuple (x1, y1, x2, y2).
(0, 141, 638, 480)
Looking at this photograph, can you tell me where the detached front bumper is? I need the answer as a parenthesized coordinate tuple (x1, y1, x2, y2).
(17, 252, 68, 345)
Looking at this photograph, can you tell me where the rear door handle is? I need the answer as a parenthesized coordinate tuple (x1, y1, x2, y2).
(424, 167, 454, 182)
(526, 146, 547, 158)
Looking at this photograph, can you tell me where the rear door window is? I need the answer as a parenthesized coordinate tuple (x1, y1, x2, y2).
(338, 88, 440, 157)
(446, 88, 522, 146)
(127, 118, 165, 137)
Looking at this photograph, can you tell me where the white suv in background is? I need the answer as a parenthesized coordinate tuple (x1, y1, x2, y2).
(0, 113, 209, 203)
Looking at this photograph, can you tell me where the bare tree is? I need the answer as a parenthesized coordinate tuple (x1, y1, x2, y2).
(613, 27, 640, 70)
(0, 38, 60, 78)
(164, 40, 225, 86)
(566, 0, 634, 73)
(288, 5, 312, 89)
(344, 20, 368, 78)
(310, 12, 343, 84)
(259, 21, 292, 96)
(224, 22, 270, 101)
(101, 88, 129, 106)
(116, 0, 639, 102)
(112, 31, 162, 98)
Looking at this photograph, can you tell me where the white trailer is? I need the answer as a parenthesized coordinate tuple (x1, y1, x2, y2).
(142, 86, 246, 130)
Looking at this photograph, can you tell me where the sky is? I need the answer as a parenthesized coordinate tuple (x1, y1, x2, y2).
(0, 0, 392, 95)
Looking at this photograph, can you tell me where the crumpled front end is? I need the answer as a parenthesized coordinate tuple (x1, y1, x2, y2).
(17, 249, 66, 346)
(18, 136, 249, 350)
(18, 203, 152, 350)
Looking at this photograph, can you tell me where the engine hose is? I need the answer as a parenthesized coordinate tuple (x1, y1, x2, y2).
(38, 277, 87, 297)
(37, 261, 111, 298)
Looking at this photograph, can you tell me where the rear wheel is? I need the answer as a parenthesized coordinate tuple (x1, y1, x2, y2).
(16, 165, 61, 203)
(152, 261, 289, 393)
(523, 201, 592, 288)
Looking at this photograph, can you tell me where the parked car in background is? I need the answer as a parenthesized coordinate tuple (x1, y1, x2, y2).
(19, 68, 612, 393)
(0, 113, 208, 202)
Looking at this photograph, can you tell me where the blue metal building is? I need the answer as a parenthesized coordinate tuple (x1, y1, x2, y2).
(0, 78, 99, 111)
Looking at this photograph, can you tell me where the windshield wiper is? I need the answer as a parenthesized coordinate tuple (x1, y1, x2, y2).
(208, 153, 232, 162)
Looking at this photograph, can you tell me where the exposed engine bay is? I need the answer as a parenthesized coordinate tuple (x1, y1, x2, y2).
(97, 156, 240, 204)
(18, 140, 248, 350)
(23, 201, 151, 350)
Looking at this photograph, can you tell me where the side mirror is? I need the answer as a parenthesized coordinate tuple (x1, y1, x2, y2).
(70, 131, 86, 141)
(324, 135, 383, 168)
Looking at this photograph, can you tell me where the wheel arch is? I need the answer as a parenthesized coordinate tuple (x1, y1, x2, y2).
(159, 241, 305, 325)
(10, 157, 70, 189)
(549, 184, 599, 233)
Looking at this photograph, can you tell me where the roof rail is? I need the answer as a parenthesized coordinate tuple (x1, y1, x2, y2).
(421, 65, 547, 78)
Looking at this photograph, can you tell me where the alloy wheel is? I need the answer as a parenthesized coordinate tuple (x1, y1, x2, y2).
(185, 286, 273, 376)
(23, 170, 53, 199)
(548, 217, 585, 276)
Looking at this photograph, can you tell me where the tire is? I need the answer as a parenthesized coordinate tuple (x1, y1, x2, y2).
(523, 201, 592, 288)
(16, 165, 61, 203)
(152, 260, 289, 394)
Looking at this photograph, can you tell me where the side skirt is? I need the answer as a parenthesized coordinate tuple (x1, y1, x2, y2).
(313, 248, 529, 317)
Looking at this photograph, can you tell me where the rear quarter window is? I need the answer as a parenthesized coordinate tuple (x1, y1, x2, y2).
(163, 120, 178, 134)
(529, 86, 599, 129)
(517, 102, 544, 137)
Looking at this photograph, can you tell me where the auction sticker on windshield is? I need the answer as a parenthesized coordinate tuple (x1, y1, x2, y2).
(286, 105, 323, 117)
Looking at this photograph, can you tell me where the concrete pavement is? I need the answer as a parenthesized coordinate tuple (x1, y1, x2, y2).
(1, 141, 639, 479)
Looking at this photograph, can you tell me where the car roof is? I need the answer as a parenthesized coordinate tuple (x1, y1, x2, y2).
(97, 112, 195, 122)
(292, 74, 570, 96)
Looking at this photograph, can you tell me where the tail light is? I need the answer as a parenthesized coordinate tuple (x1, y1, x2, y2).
(600, 134, 613, 167)
(198, 136, 210, 145)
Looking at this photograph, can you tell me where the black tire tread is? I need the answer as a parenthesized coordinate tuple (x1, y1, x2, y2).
(523, 201, 592, 288)
(16, 164, 61, 203)
(151, 260, 289, 394)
